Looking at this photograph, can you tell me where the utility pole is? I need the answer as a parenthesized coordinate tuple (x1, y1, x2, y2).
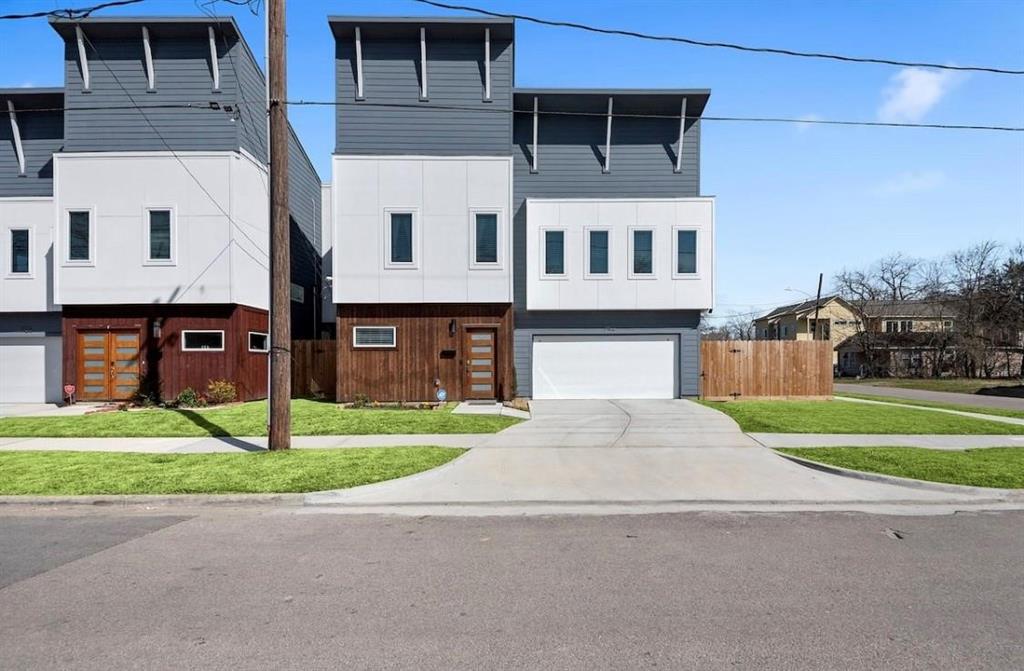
(268, 0, 291, 450)
(812, 272, 823, 340)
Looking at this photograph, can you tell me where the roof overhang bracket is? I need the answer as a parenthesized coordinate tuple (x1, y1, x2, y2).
(207, 27, 221, 91)
(6, 101, 26, 176)
(75, 25, 91, 91)
(531, 96, 539, 173)
(354, 26, 364, 100)
(483, 28, 491, 102)
(603, 96, 613, 174)
(675, 97, 687, 174)
(142, 26, 155, 91)
(419, 27, 428, 100)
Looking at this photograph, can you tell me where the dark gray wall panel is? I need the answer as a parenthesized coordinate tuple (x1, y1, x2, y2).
(0, 107, 62, 197)
(512, 310, 702, 398)
(287, 127, 323, 339)
(0, 311, 63, 335)
(61, 33, 242, 152)
(335, 37, 512, 154)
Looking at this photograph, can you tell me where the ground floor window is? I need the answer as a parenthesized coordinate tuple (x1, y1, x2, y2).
(181, 330, 225, 351)
(248, 331, 269, 352)
(353, 326, 397, 348)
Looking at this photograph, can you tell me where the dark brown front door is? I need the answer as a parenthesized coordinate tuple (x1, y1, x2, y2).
(464, 327, 497, 400)
(77, 331, 141, 401)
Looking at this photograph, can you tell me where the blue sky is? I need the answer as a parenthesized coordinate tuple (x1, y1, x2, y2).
(1, 0, 1021, 319)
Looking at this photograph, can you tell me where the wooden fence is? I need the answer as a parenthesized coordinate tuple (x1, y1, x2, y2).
(291, 340, 337, 399)
(700, 340, 833, 400)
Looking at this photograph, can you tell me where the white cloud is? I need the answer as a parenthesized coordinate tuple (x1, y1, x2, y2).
(873, 170, 947, 195)
(878, 67, 963, 123)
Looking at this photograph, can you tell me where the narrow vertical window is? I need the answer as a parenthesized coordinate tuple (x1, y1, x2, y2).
(68, 211, 91, 262)
(588, 230, 609, 275)
(632, 229, 653, 275)
(147, 209, 172, 262)
(390, 212, 413, 264)
(676, 230, 697, 274)
(544, 230, 564, 275)
(474, 213, 498, 264)
(10, 229, 29, 274)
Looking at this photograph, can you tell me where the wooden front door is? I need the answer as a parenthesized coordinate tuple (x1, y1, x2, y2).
(77, 331, 141, 401)
(464, 327, 497, 400)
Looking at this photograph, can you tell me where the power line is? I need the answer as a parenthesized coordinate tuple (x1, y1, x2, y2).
(0, 0, 145, 20)
(412, 0, 1024, 76)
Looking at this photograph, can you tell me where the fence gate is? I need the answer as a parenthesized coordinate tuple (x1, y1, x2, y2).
(700, 340, 833, 400)
(291, 340, 337, 399)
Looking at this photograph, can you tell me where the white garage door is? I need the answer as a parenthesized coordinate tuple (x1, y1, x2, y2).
(0, 337, 63, 404)
(532, 335, 677, 399)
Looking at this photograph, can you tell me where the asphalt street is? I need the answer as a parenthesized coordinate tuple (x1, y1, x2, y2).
(1, 507, 1022, 670)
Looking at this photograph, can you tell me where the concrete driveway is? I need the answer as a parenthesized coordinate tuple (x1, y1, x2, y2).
(308, 399, 1007, 512)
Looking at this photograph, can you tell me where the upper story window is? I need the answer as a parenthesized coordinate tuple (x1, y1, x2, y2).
(145, 209, 173, 264)
(885, 320, 913, 333)
(9, 229, 30, 275)
(472, 212, 499, 266)
(675, 229, 697, 275)
(385, 210, 416, 267)
(543, 229, 565, 276)
(630, 229, 654, 277)
(587, 229, 610, 277)
(66, 210, 92, 264)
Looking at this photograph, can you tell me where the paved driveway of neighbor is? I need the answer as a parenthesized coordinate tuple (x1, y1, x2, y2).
(307, 399, 1004, 510)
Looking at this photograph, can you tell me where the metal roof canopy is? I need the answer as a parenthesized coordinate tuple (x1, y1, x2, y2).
(0, 88, 64, 108)
(49, 16, 242, 41)
(329, 16, 514, 41)
(513, 89, 711, 117)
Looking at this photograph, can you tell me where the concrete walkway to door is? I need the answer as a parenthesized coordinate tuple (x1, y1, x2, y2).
(307, 399, 1017, 512)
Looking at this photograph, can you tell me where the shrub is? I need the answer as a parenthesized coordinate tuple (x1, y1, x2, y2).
(206, 379, 237, 405)
(176, 387, 200, 408)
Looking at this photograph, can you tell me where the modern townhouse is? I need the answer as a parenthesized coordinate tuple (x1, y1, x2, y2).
(0, 88, 65, 404)
(0, 16, 321, 404)
(327, 15, 715, 402)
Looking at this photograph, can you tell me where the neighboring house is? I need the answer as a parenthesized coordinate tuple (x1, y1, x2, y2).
(858, 299, 955, 334)
(753, 295, 860, 362)
(0, 88, 65, 403)
(327, 15, 715, 402)
(0, 16, 321, 404)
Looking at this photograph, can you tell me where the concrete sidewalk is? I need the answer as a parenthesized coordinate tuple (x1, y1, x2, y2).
(751, 433, 1024, 449)
(836, 383, 1024, 411)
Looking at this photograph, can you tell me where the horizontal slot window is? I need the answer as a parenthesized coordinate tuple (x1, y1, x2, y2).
(181, 330, 224, 352)
(353, 326, 396, 349)
(249, 331, 269, 353)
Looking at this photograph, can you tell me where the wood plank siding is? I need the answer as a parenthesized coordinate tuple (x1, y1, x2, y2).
(62, 304, 268, 402)
(700, 340, 833, 400)
(291, 339, 337, 398)
(336, 304, 514, 402)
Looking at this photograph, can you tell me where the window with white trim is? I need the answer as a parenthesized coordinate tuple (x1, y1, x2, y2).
(353, 326, 397, 348)
(145, 208, 174, 263)
(9, 228, 30, 275)
(587, 228, 610, 277)
(181, 330, 225, 351)
(248, 331, 269, 352)
(629, 228, 654, 277)
(67, 210, 92, 263)
(675, 229, 697, 275)
(471, 211, 500, 266)
(386, 211, 416, 267)
(543, 229, 565, 276)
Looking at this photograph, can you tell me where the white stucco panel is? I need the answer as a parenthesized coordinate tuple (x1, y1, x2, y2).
(0, 198, 57, 312)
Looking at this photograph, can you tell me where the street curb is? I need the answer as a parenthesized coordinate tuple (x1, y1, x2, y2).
(0, 493, 306, 507)
(774, 451, 1022, 497)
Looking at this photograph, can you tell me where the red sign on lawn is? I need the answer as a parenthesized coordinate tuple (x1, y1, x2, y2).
(64, 384, 76, 396)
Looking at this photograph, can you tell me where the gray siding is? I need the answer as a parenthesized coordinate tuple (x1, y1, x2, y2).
(61, 31, 246, 153)
(513, 311, 702, 398)
(512, 112, 701, 311)
(233, 39, 269, 162)
(335, 37, 512, 154)
(0, 105, 62, 197)
(287, 127, 323, 339)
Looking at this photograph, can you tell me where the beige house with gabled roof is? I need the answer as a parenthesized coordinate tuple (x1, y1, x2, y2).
(752, 295, 861, 363)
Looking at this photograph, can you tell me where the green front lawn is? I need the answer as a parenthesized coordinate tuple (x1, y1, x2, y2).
(837, 392, 1024, 420)
(0, 400, 520, 438)
(840, 378, 1023, 395)
(698, 399, 1024, 435)
(777, 447, 1024, 489)
(0, 447, 464, 495)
